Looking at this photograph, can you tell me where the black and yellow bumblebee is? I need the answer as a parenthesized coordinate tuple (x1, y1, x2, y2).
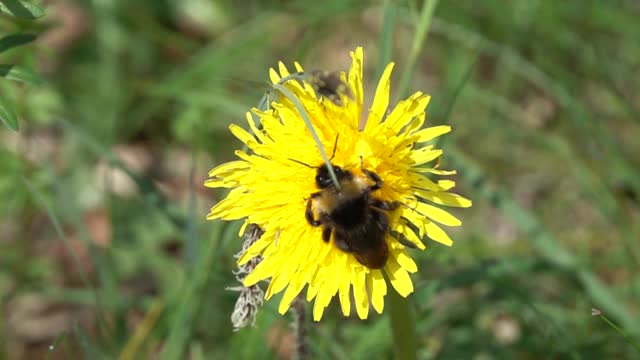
(304, 161, 399, 269)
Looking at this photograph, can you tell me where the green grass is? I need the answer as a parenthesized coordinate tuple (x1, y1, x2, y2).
(1, 0, 640, 359)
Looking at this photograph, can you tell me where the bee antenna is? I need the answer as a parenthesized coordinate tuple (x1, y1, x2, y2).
(329, 134, 339, 161)
(288, 158, 314, 168)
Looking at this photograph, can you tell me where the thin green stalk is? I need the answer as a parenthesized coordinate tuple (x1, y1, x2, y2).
(375, 0, 396, 79)
(272, 83, 341, 190)
(23, 178, 113, 344)
(396, 0, 438, 100)
(596, 312, 640, 353)
(388, 289, 417, 360)
(161, 220, 223, 359)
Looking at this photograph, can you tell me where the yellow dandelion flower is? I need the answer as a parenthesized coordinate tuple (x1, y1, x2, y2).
(206, 47, 471, 321)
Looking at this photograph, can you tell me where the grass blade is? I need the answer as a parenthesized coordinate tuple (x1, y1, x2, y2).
(0, 0, 45, 19)
(396, 0, 438, 100)
(0, 64, 44, 85)
(374, 0, 396, 79)
(448, 147, 640, 337)
(0, 95, 19, 131)
(0, 33, 37, 53)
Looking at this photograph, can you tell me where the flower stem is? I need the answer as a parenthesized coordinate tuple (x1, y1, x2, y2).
(291, 295, 308, 360)
(388, 289, 418, 360)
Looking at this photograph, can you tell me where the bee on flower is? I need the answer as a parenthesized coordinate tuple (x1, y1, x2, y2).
(206, 47, 471, 322)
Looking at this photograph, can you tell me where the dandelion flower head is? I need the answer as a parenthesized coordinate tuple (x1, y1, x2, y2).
(206, 47, 471, 321)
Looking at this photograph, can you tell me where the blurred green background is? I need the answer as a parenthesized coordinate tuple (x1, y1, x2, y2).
(2, 0, 640, 359)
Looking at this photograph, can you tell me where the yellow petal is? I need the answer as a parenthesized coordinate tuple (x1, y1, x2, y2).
(207, 160, 249, 178)
(437, 180, 456, 190)
(385, 93, 430, 131)
(278, 276, 305, 314)
(203, 179, 232, 188)
(313, 295, 326, 321)
(412, 125, 451, 143)
(392, 249, 418, 273)
(269, 67, 280, 84)
(338, 258, 352, 316)
(414, 190, 472, 208)
(415, 202, 462, 226)
(411, 148, 443, 165)
(423, 168, 457, 175)
(230, 124, 258, 146)
(368, 270, 386, 314)
(349, 47, 364, 107)
(338, 280, 351, 316)
(425, 221, 453, 246)
(243, 263, 268, 287)
(278, 61, 290, 77)
(385, 257, 414, 297)
(409, 173, 447, 192)
(353, 267, 369, 319)
(238, 220, 249, 237)
(366, 62, 395, 132)
(396, 222, 426, 250)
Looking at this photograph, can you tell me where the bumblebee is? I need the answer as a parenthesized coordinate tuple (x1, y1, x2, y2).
(306, 70, 354, 106)
(305, 162, 399, 269)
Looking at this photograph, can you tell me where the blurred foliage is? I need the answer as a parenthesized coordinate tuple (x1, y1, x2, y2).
(0, 0, 45, 130)
(1, 0, 640, 359)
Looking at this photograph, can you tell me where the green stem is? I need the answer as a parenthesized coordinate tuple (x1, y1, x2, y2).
(388, 289, 418, 360)
(396, 0, 439, 100)
(599, 314, 640, 353)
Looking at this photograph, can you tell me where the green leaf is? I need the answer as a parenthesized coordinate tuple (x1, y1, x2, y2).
(0, 64, 44, 85)
(0, 96, 19, 131)
(0, 33, 37, 54)
(0, 0, 45, 19)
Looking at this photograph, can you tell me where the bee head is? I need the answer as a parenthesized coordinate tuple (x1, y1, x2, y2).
(316, 164, 351, 189)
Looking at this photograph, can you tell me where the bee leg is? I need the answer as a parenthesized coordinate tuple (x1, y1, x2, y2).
(305, 193, 322, 226)
(322, 226, 332, 243)
(371, 199, 400, 211)
(360, 160, 383, 191)
(398, 236, 418, 249)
